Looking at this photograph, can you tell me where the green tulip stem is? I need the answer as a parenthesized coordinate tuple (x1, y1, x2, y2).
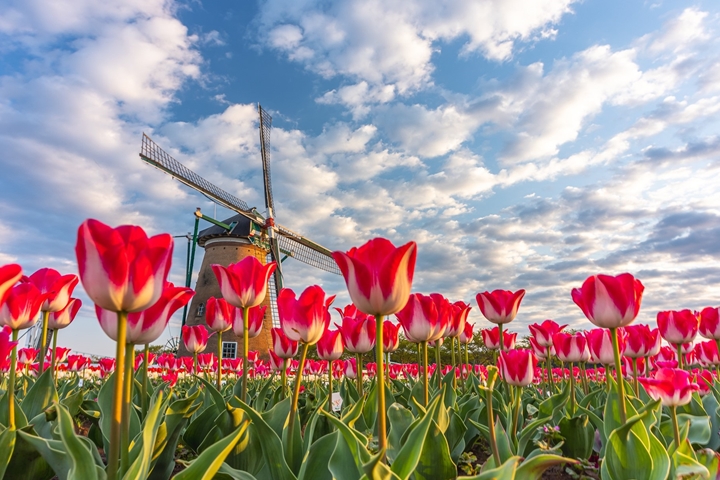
(670, 405, 681, 447)
(107, 311, 128, 480)
(546, 354, 554, 394)
(580, 362, 589, 395)
(192, 352, 198, 376)
(451, 337, 457, 390)
(498, 323, 504, 353)
(374, 313, 387, 457)
(416, 343, 422, 370)
(435, 341, 442, 389)
(676, 343, 684, 370)
(512, 384, 522, 443)
(486, 371, 501, 467)
(422, 341, 429, 406)
(38, 311, 49, 374)
(355, 353, 363, 396)
(605, 366, 612, 391)
(8, 329, 18, 430)
(242, 307, 249, 403)
(281, 359, 288, 398)
(141, 344, 149, 418)
(632, 358, 639, 397)
(464, 342, 470, 367)
(327, 361, 333, 414)
(287, 343, 309, 450)
(121, 342, 134, 474)
(610, 327, 627, 424)
(217, 330, 223, 391)
(569, 362, 576, 416)
(50, 329, 58, 385)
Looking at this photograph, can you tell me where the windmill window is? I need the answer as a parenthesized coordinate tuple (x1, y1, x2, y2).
(196, 303, 205, 317)
(222, 342, 237, 359)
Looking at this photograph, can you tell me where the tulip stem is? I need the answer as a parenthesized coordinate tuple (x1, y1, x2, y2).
(464, 342, 470, 367)
(107, 311, 128, 480)
(217, 331, 223, 391)
(632, 358, 639, 397)
(569, 362, 576, 416)
(38, 311, 49, 374)
(422, 341, 429, 406)
(670, 405, 681, 447)
(192, 352, 198, 376)
(242, 307, 249, 403)
(287, 343, 309, 450)
(50, 329, 58, 385)
(546, 355, 554, 394)
(142, 344, 149, 418)
(580, 362, 589, 395)
(512, 384, 522, 444)
(356, 353, 363, 396)
(676, 343, 684, 370)
(8, 329, 18, 430)
(281, 359, 288, 398)
(486, 370, 501, 467)
(375, 314, 387, 457)
(327, 361, 333, 414)
(451, 337, 457, 390)
(121, 342, 133, 475)
(416, 343, 421, 369)
(610, 327, 627, 424)
(435, 341, 442, 389)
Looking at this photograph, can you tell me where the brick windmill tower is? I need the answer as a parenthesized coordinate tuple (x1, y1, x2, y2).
(139, 105, 340, 359)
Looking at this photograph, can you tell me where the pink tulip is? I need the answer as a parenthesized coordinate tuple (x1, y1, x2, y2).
(76, 219, 173, 313)
(271, 327, 299, 359)
(50, 347, 71, 363)
(475, 289, 525, 325)
(481, 327, 517, 351)
(182, 325, 208, 353)
(268, 349, 284, 371)
(48, 298, 82, 330)
(344, 357, 357, 379)
(699, 307, 720, 340)
(624, 324, 660, 358)
(233, 304, 266, 339)
(529, 337, 553, 360)
(0, 283, 47, 330)
(459, 322, 474, 344)
(657, 310, 699, 345)
(317, 329, 344, 361)
(278, 286, 335, 345)
(0, 326, 17, 372)
(695, 370, 713, 396)
(639, 368, 699, 407)
(211, 256, 277, 309)
(553, 332, 589, 363)
(0, 264, 22, 308)
(529, 320, 567, 347)
(25, 268, 79, 312)
(571, 273, 644, 329)
(205, 297, 234, 333)
(445, 301, 471, 338)
(97, 283, 194, 343)
(383, 321, 400, 353)
(338, 313, 376, 353)
(67, 355, 90, 372)
(332, 238, 417, 316)
(395, 293, 442, 343)
(99, 358, 116, 376)
(695, 341, 720, 366)
(498, 349, 536, 387)
(18, 348, 39, 366)
(586, 328, 624, 365)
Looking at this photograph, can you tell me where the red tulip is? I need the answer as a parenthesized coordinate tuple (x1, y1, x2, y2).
(97, 283, 193, 343)
(271, 327, 299, 359)
(268, 349, 284, 371)
(498, 349, 536, 387)
(481, 327, 516, 351)
(0, 283, 47, 330)
(48, 298, 82, 329)
(529, 320, 567, 347)
(76, 219, 173, 313)
(67, 355, 90, 372)
(338, 313, 376, 353)
(0, 264, 22, 308)
(50, 347, 71, 363)
(162, 372, 178, 386)
(695, 341, 720, 366)
(445, 301, 471, 338)
(657, 310, 698, 345)
(205, 297, 234, 333)
(335, 304, 367, 322)
(624, 324, 660, 358)
(695, 370, 713, 396)
(182, 325, 208, 353)
(571, 273, 644, 329)
(211, 257, 277, 309)
(586, 328, 625, 365)
(344, 357, 357, 379)
(475, 289, 525, 325)
(459, 322, 474, 344)
(639, 368, 699, 407)
(699, 307, 720, 340)
(332, 238, 417, 316)
(553, 332, 589, 363)
(656, 345, 678, 365)
(25, 268, 79, 312)
(395, 293, 442, 343)
(317, 329, 344, 361)
(18, 348, 39, 366)
(278, 286, 335, 345)
(233, 304, 266, 339)
(383, 321, 400, 353)
(529, 337, 553, 360)
(99, 357, 116, 376)
(197, 353, 215, 370)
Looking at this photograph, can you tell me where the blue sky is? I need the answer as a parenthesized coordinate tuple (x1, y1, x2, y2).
(1, 0, 719, 356)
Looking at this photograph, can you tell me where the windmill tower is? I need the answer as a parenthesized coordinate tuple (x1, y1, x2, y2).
(139, 105, 341, 359)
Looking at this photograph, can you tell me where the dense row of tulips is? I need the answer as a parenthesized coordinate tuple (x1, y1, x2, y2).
(2, 220, 720, 479)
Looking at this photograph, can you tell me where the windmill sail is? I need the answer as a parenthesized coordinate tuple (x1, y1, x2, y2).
(259, 105, 275, 215)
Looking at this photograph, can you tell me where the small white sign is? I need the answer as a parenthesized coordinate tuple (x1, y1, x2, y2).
(332, 392, 343, 412)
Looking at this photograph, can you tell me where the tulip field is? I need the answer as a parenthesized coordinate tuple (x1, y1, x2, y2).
(1, 220, 720, 480)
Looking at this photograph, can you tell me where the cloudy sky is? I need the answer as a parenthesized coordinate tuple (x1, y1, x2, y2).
(1, 0, 719, 357)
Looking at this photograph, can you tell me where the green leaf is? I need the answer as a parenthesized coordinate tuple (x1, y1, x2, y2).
(282, 411, 303, 474)
(122, 391, 167, 480)
(660, 413, 712, 447)
(0, 390, 28, 430)
(702, 395, 720, 450)
(604, 408, 669, 480)
(0, 428, 16, 478)
(174, 422, 250, 480)
(390, 394, 442, 479)
(21, 369, 58, 421)
(558, 415, 594, 460)
(297, 431, 336, 480)
(362, 449, 401, 480)
(515, 454, 577, 480)
(459, 456, 520, 479)
(328, 429, 364, 480)
(56, 402, 102, 480)
(387, 403, 415, 464)
(196, 376, 227, 415)
(670, 439, 709, 479)
(322, 409, 371, 470)
(214, 463, 259, 480)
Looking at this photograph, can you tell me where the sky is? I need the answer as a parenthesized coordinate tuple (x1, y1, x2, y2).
(1, 0, 719, 357)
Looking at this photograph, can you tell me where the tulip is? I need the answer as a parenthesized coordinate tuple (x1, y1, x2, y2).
(586, 328, 624, 366)
(481, 327, 517, 351)
(317, 329, 344, 361)
(529, 337, 553, 361)
(182, 325, 208, 354)
(382, 321, 400, 353)
(656, 345, 678, 366)
(204, 296, 235, 389)
(211, 257, 277, 309)
(268, 349, 283, 372)
(459, 322, 474, 365)
(50, 347, 71, 364)
(699, 307, 720, 340)
(498, 349, 536, 388)
(344, 357, 357, 379)
(696, 341, 720, 367)
(0, 264, 22, 307)
(67, 355, 90, 372)
(624, 324, 660, 358)
(695, 370, 713, 396)
(639, 367, 700, 446)
(18, 348, 39, 366)
(0, 283, 46, 331)
(529, 320, 567, 348)
(0, 326, 17, 373)
(233, 304, 266, 339)
(99, 358, 116, 377)
(476, 289, 526, 325)
(271, 327, 298, 398)
(553, 332, 589, 364)
(338, 313, 376, 354)
(657, 309, 699, 370)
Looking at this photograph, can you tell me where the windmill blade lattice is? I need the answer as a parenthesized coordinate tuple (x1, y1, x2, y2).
(276, 225, 341, 275)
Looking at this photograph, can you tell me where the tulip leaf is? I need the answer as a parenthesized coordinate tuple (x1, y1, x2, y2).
(214, 463, 260, 480)
(261, 397, 291, 439)
(445, 408, 467, 463)
(701, 395, 720, 450)
(183, 404, 219, 453)
(459, 455, 520, 479)
(0, 427, 16, 479)
(0, 390, 28, 430)
(362, 449, 401, 480)
(55, 402, 103, 480)
(660, 414, 712, 447)
(196, 376, 227, 415)
(515, 453, 577, 480)
(174, 422, 250, 480)
(670, 439, 709, 479)
(387, 403, 415, 464)
(323, 409, 370, 468)
(328, 429, 365, 480)
(297, 430, 336, 480)
(390, 394, 442, 479)
(122, 391, 167, 480)
(558, 415, 594, 460)
(342, 393, 366, 429)
(282, 410, 303, 474)
(21, 369, 58, 421)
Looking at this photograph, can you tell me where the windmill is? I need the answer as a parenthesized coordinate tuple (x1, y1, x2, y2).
(139, 104, 340, 358)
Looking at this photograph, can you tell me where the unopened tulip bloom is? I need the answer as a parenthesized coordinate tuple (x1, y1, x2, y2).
(699, 307, 720, 340)
(476, 289, 525, 325)
(498, 349, 536, 387)
(211, 256, 277, 309)
(51, 347, 71, 363)
(459, 322, 474, 344)
(695, 370, 713, 396)
(205, 297, 234, 333)
(25, 268, 79, 313)
(0, 283, 46, 330)
(338, 313, 376, 353)
(332, 238, 417, 316)
(696, 341, 720, 366)
(481, 327, 517, 351)
(553, 332, 589, 363)
(99, 358, 116, 376)
(529, 320, 567, 347)
(0, 264, 22, 307)
(586, 328, 624, 365)
(279, 286, 335, 346)
(67, 355, 90, 372)
(572, 274, 644, 329)
(268, 349, 284, 371)
(657, 310, 698, 345)
(624, 324, 660, 358)
(182, 325, 208, 353)
(18, 348, 39, 366)
(271, 327, 299, 359)
(233, 305, 266, 339)
(317, 329, 344, 361)
(529, 337, 552, 360)
(396, 293, 442, 343)
(48, 298, 82, 330)
(446, 301, 471, 338)
(639, 368, 699, 407)
(656, 345, 678, 365)
(344, 357, 357, 379)
(383, 321, 400, 353)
